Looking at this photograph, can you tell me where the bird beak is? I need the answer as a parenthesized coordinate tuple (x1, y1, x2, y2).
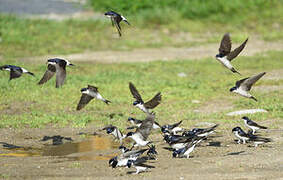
(69, 64, 75, 66)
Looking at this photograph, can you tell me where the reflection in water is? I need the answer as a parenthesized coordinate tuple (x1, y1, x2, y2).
(0, 136, 119, 160)
(0, 151, 40, 157)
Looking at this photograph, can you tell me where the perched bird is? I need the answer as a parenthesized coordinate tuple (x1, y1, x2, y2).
(232, 127, 271, 147)
(172, 137, 204, 158)
(161, 120, 183, 135)
(242, 116, 267, 134)
(126, 159, 155, 174)
(102, 125, 125, 144)
(230, 72, 266, 101)
(76, 85, 111, 110)
(183, 124, 219, 137)
(0, 65, 34, 81)
(104, 11, 130, 37)
(109, 148, 148, 168)
(126, 113, 155, 149)
(232, 127, 250, 144)
(38, 58, 74, 88)
(128, 117, 161, 129)
(129, 82, 162, 114)
(164, 134, 195, 150)
(215, 33, 248, 75)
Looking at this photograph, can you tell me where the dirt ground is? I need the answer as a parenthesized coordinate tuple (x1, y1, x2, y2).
(0, 120, 283, 180)
(21, 39, 283, 64)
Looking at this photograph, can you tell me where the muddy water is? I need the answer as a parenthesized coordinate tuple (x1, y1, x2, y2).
(0, 136, 119, 160)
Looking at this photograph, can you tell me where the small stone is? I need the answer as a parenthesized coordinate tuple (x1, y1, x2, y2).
(192, 100, 200, 103)
(178, 72, 187, 77)
(226, 109, 267, 116)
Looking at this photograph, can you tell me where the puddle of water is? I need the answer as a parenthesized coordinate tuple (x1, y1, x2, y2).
(0, 136, 120, 160)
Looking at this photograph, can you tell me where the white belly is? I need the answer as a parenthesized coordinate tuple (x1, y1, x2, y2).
(217, 57, 233, 69)
(136, 104, 148, 113)
(172, 143, 186, 150)
(234, 88, 252, 98)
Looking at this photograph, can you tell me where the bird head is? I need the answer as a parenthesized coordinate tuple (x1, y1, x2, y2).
(232, 127, 241, 133)
(161, 125, 169, 133)
(242, 116, 249, 121)
(80, 88, 88, 93)
(126, 160, 133, 168)
(128, 117, 135, 122)
(109, 157, 118, 168)
(118, 145, 128, 153)
(126, 132, 134, 137)
(229, 87, 237, 92)
(172, 151, 178, 158)
(133, 101, 139, 106)
(106, 127, 115, 134)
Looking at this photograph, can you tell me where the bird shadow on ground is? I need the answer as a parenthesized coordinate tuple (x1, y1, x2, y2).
(40, 135, 73, 145)
(162, 147, 175, 151)
(0, 142, 23, 149)
(207, 141, 221, 147)
(225, 151, 246, 156)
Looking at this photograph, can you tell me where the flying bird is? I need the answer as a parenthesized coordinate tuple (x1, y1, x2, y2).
(215, 33, 248, 75)
(76, 85, 111, 110)
(129, 82, 162, 114)
(0, 65, 34, 81)
(102, 125, 125, 144)
(128, 117, 161, 129)
(242, 116, 267, 134)
(126, 113, 155, 149)
(230, 72, 266, 101)
(38, 58, 74, 88)
(104, 11, 130, 37)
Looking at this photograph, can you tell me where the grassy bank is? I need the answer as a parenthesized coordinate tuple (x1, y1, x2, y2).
(0, 51, 282, 129)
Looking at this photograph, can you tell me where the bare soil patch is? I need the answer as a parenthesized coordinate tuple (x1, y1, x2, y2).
(22, 40, 283, 64)
(1, 122, 283, 179)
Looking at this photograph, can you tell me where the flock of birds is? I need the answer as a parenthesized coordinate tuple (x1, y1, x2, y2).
(0, 11, 272, 174)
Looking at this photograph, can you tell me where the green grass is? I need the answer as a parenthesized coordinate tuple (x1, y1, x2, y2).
(0, 51, 282, 130)
(0, 0, 282, 59)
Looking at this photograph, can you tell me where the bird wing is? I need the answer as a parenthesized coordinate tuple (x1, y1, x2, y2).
(113, 20, 122, 37)
(129, 82, 143, 103)
(76, 94, 94, 110)
(123, 149, 147, 158)
(55, 65, 66, 88)
(144, 92, 162, 109)
(241, 72, 266, 91)
(218, 33, 232, 56)
(88, 85, 99, 92)
(248, 120, 267, 129)
(136, 113, 155, 140)
(110, 17, 115, 27)
(235, 77, 249, 88)
(227, 38, 248, 61)
(171, 120, 183, 129)
(38, 64, 56, 85)
(9, 69, 22, 80)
